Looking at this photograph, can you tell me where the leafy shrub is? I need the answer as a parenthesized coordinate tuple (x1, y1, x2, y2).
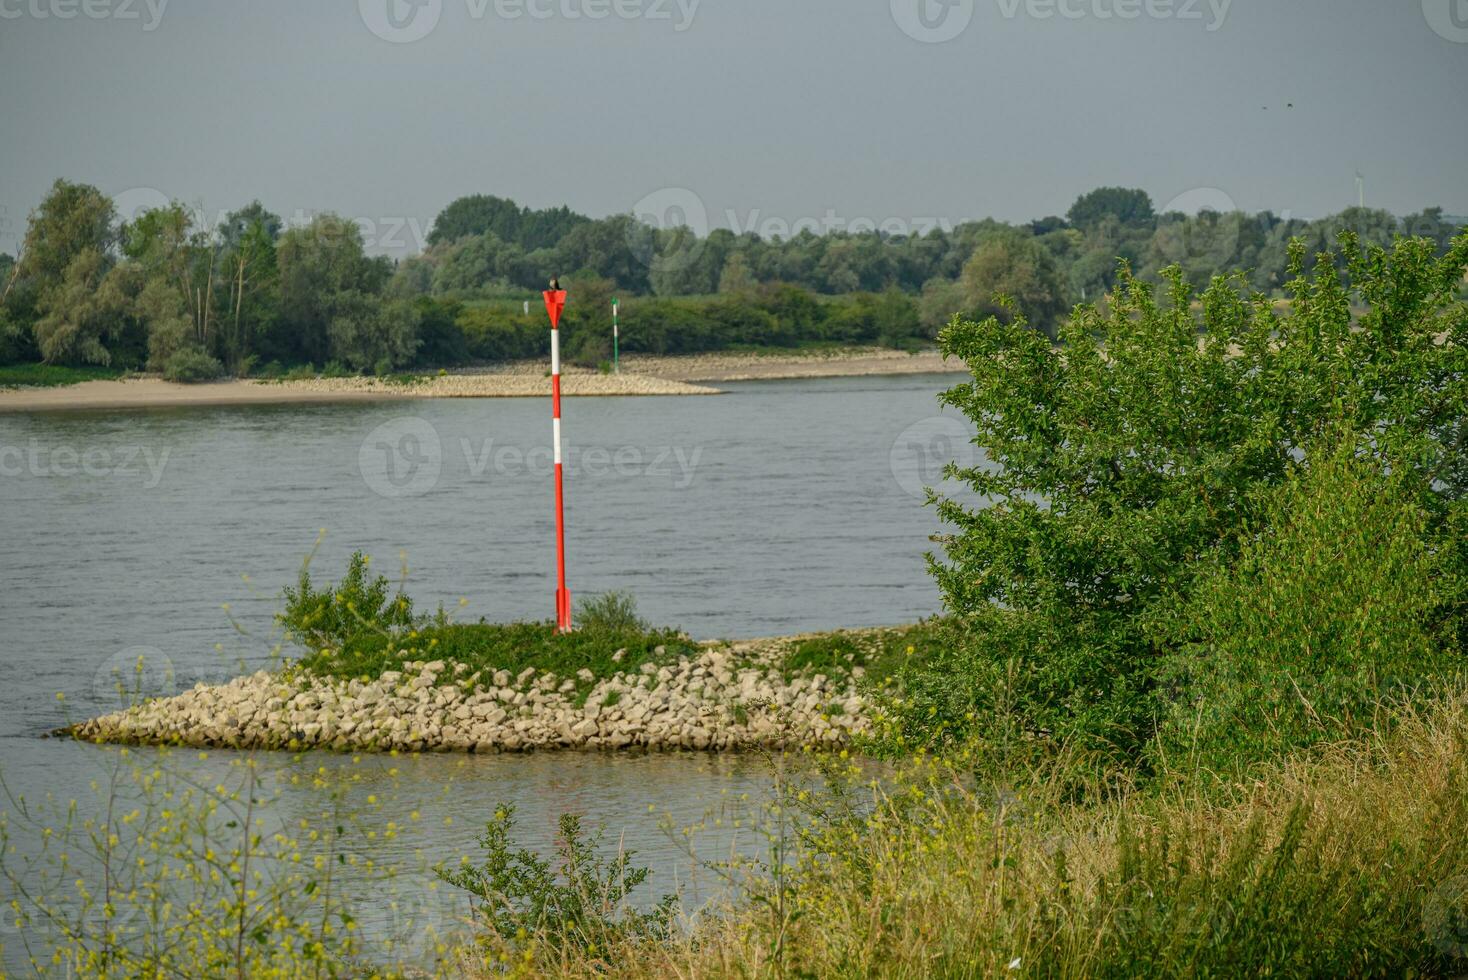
(913, 233, 1467, 760)
(161, 346, 224, 383)
(436, 804, 675, 963)
(576, 591, 645, 634)
(278, 551, 414, 650)
(282, 363, 317, 381)
(1152, 443, 1459, 776)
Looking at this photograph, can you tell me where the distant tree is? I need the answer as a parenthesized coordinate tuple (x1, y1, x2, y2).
(1146, 209, 1249, 291)
(275, 215, 383, 365)
(647, 225, 725, 297)
(327, 292, 421, 373)
(918, 276, 968, 331)
(427, 194, 525, 247)
(816, 235, 896, 294)
(959, 233, 1066, 335)
(1401, 207, 1464, 253)
(1066, 187, 1155, 230)
(559, 216, 651, 294)
(431, 233, 527, 296)
(386, 254, 437, 299)
(12, 180, 137, 365)
(428, 194, 588, 251)
(560, 273, 616, 364)
(217, 201, 283, 249)
(122, 202, 221, 366)
(870, 288, 923, 345)
(1029, 215, 1069, 235)
(32, 248, 135, 365)
(217, 203, 280, 373)
(10, 179, 117, 296)
(718, 252, 757, 296)
(410, 297, 468, 366)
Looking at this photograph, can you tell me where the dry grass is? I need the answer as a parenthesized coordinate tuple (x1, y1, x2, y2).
(472, 688, 1468, 978)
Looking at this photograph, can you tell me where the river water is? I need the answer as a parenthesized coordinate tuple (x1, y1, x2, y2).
(0, 373, 977, 967)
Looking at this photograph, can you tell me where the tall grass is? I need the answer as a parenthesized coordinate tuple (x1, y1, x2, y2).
(505, 687, 1468, 978)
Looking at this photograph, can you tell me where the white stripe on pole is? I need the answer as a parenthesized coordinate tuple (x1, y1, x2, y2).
(551, 330, 560, 376)
(553, 417, 562, 464)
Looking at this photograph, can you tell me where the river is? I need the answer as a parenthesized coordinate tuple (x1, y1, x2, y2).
(0, 373, 977, 968)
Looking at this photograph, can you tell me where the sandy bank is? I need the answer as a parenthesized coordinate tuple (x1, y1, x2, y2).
(1, 348, 962, 412)
(68, 633, 877, 754)
(626, 347, 962, 382)
(0, 370, 718, 412)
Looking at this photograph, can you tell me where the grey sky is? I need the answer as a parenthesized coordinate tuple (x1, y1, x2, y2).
(1, 0, 1465, 258)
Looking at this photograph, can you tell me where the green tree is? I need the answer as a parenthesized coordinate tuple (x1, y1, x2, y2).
(121, 202, 221, 369)
(958, 233, 1066, 335)
(216, 203, 280, 373)
(327, 292, 421, 373)
(11, 179, 116, 293)
(274, 215, 382, 365)
(427, 194, 587, 251)
(6, 180, 124, 363)
(1154, 443, 1456, 776)
(31, 249, 135, 365)
(717, 251, 757, 296)
(899, 232, 1468, 760)
(1066, 186, 1156, 229)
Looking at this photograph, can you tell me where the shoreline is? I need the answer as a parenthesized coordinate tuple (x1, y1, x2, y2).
(65, 631, 882, 754)
(0, 348, 963, 413)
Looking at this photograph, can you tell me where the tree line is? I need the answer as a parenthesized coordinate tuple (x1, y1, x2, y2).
(1, 180, 1462, 377)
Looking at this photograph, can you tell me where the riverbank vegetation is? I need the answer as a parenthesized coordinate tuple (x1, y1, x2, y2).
(474, 231, 1468, 975)
(2, 181, 1462, 382)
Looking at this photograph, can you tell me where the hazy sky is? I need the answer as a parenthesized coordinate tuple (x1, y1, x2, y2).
(1, 0, 1465, 257)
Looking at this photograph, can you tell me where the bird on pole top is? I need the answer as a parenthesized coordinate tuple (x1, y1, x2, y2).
(548, 276, 562, 292)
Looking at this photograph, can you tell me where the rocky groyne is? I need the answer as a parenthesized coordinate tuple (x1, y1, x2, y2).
(68, 642, 871, 753)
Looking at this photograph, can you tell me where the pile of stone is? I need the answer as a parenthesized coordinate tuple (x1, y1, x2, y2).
(69, 644, 869, 754)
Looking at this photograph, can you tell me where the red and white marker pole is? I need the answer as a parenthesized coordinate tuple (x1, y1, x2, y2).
(543, 287, 572, 632)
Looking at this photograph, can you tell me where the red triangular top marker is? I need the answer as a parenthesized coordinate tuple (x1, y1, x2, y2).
(543, 290, 567, 328)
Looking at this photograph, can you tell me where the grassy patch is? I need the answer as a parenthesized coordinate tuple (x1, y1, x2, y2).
(777, 620, 948, 684)
(297, 620, 694, 692)
(0, 363, 125, 388)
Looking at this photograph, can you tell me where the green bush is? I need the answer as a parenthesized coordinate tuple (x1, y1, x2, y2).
(278, 551, 414, 650)
(160, 346, 224, 383)
(1152, 443, 1458, 776)
(910, 233, 1467, 761)
(576, 591, 645, 634)
(437, 804, 675, 964)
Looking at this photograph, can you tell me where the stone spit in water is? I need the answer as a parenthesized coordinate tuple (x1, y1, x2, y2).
(68, 640, 870, 754)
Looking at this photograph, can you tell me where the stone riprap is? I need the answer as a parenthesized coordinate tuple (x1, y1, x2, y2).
(68, 643, 871, 753)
